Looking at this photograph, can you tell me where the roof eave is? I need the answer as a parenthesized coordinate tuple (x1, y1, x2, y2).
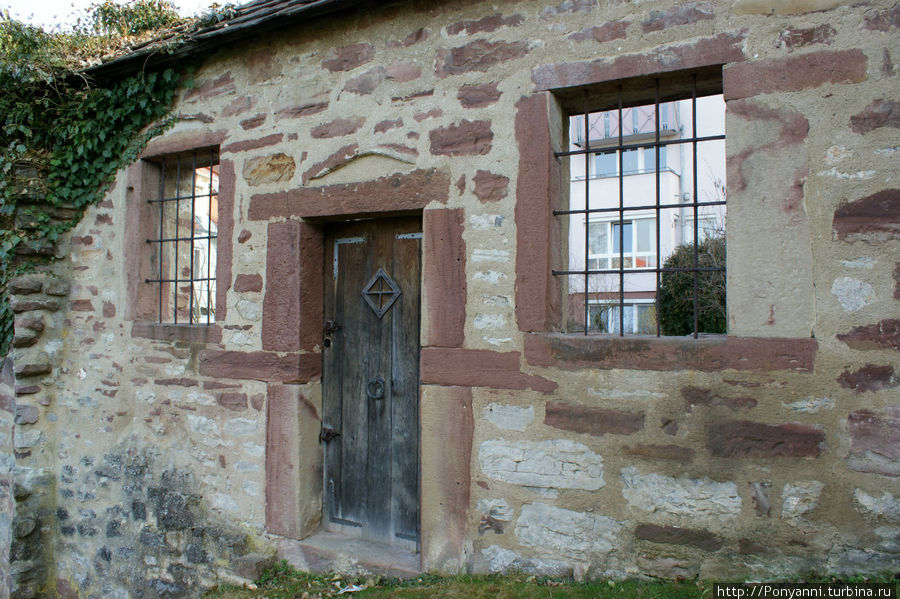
(84, 0, 358, 81)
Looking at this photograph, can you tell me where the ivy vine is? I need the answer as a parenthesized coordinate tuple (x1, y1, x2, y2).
(0, 1, 196, 356)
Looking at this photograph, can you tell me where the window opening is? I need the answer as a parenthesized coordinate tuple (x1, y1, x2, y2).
(145, 148, 219, 324)
(555, 73, 726, 337)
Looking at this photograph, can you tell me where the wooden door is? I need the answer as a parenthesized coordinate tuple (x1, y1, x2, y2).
(322, 217, 421, 547)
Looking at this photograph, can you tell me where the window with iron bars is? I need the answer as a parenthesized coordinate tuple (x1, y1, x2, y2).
(144, 148, 219, 325)
(555, 70, 726, 337)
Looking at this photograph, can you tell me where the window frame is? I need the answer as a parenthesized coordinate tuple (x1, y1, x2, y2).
(143, 147, 220, 326)
(586, 215, 657, 271)
(553, 69, 726, 338)
(124, 132, 230, 344)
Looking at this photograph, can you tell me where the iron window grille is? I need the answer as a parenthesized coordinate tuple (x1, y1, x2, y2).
(554, 71, 726, 337)
(145, 148, 219, 325)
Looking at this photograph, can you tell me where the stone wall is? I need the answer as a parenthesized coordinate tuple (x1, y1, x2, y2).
(4, 165, 275, 596)
(0, 358, 15, 599)
(4, 0, 899, 595)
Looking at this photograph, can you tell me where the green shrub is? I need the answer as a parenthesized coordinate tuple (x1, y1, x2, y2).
(658, 236, 726, 336)
(87, 0, 180, 36)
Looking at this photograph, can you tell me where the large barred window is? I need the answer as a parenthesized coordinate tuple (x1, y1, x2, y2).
(144, 148, 219, 324)
(555, 69, 726, 337)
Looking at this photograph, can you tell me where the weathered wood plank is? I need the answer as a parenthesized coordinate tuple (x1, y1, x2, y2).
(322, 217, 421, 544)
(391, 220, 421, 543)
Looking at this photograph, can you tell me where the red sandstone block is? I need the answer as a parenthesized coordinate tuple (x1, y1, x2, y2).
(429, 120, 493, 156)
(274, 103, 328, 120)
(847, 409, 900, 476)
(311, 117, 365, 139)
(222, 134, 283, 154)
(198, 350, 321, 383)
(302, 144, 359, 185)
(832, 189, 900, 241)
(776, 24, 835, 50)
(864, 5, 900, 31)
(344, 67, 385, 95)
(216, 392, 248, 411)
(266, 383, 299, 537)
(246, 48, 282, 84)
(724, 49, 867, 101)
(545, 401, 644, 435)
(524, 333, 817, 373)
(838, 364, 897, 393)
(414, 109, 443, 122)
(374, 119, 403, 133)
(321, 43, 374, 72)
(894, 263, 900, 300)
(642, 2, 714, 33)
(240, 114, 266, 130)
(681, 386, 757, 411)
(69, 299, 94, 312)
(216, 159, 235, 322)
(184, 72, 235, 103)
(234, 274, 263, 294)
(850, 99, 900, 134)
(446, 14, 524, 35)
(386, 27, 429, 48)
(221, 96, 257, 118)
(532, 31, 746, 91)
(635, 523, 722, 551)
(568, 21, 629, 43)
(423, 209, 466, 348)
(707, 420, 824, 457)
(386, 60, 421, 83)
(514, 93, 561, 333)
(436, 39, 529, 78)
(262, 221, 301, 352)
(251, 169, 449, 220)
(420, 348, 557, 393)
(472, 170, 509, 203)
(837, 319, 900, 351)
(457, 83, 501, 108)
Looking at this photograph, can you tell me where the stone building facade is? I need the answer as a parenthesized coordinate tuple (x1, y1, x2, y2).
(2, 0, 899, 596)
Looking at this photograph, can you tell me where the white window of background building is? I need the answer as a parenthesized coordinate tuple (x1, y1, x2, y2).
(558, 69, 727, 336)
(587, 217, 657, 270)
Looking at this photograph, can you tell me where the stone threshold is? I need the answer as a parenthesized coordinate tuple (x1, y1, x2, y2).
(275, 531, 421, 578)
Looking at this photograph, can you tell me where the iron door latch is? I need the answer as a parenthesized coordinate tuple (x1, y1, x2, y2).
(319, 426, 340, 443)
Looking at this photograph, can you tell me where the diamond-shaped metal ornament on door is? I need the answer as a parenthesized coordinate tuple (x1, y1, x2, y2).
(361, 268, 401, 318)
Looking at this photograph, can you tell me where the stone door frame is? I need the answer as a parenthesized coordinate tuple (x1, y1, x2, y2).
(258, 168, 471, 570)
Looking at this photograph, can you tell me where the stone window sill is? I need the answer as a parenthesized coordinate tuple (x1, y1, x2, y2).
(131, 322, 223, 344)
(523, 332, 817, 373)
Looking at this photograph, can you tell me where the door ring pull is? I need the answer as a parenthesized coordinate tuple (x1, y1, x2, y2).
(366, 376, 385, 400)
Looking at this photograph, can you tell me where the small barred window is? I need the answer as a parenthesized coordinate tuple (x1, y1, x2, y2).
(555, 69, 726, 337)
(145, 148, 219, 324)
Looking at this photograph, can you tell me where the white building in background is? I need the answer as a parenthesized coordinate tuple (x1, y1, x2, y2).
(567, 95, 726, 334)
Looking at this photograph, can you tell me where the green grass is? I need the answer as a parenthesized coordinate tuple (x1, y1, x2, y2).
(203, 562, 898, 599)
(203, 561, 706, 599)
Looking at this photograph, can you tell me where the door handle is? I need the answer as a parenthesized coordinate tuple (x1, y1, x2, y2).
(366, 376, 385, 400)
